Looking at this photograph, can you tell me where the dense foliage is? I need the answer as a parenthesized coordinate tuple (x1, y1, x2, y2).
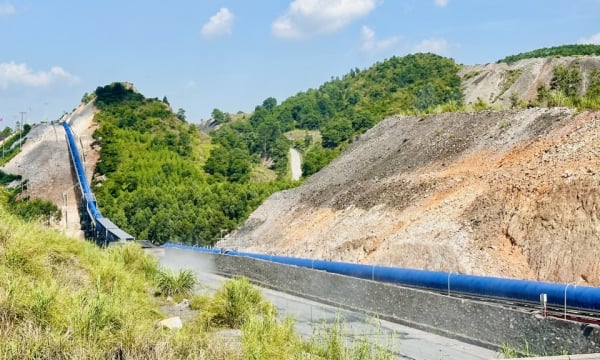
(91, 83, 290, 245)
(497, 44, 600, 63)
(210, 53, 463, 175)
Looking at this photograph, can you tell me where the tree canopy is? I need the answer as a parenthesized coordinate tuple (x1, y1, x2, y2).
(497, 44, 600, 64)
(91, 83, 291, 245)
(208, 53, 464, 176)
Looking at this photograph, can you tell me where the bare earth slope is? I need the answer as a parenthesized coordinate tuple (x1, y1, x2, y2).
(0, 102, 99, 238)
(460, 56, 600, 107)
(228, 107, 600, 285)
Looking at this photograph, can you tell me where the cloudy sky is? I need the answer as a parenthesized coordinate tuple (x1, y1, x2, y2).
(1, 0, 599, 127)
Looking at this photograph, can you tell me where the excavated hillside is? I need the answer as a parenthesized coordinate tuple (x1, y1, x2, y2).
(0, 102, 99, 238)
(226, 56, 600, 285)
(229, 108, 600, 285)
(461, 56, 600, 107)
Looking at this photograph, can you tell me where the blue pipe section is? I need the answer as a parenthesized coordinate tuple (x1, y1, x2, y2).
(63, 121, 102, 220)
(163, 242, 600, 313)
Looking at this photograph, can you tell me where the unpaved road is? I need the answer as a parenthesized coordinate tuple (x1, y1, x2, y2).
(289, 147, 302, 181)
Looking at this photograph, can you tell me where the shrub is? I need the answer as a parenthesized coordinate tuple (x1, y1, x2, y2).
(155, 269, 196, 297)
(472, 97, 490, 111)
(200, 277, 276, 328)
(242, 313, 303, 359)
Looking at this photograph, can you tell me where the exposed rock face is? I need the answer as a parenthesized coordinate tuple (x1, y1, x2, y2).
(227, 107, 600, 285)
(460, 56, 600, 107)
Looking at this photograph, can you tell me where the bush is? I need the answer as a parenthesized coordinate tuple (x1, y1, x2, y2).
(199, 277, 276, 328)
(472, 97, 490, 111)
(242, 312, 303, 360)
(155, 268, 196, 297)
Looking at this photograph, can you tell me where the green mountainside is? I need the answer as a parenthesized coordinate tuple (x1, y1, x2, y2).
(497, 44, 600, 63)
(89, 54, 464, 246)
(91, 83, 291, 245)
(212, 53, 463, 178)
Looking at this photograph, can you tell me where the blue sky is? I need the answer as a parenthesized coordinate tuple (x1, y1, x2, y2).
(1, 0, 599, 128)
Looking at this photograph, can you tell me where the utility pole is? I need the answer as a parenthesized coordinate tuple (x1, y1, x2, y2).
(18, 111, 26, 150)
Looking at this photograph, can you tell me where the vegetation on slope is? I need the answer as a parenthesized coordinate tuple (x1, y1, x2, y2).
(91, 83, 291, 245)
(0, 191, 393, 358)
(0, 124, 31, 167)
(210, 53, 463, 177)
(0, 191, 191, 358)
(89, 52, 597, 247)
(497, 44, 600, 63)
(535, 64, 600, 109)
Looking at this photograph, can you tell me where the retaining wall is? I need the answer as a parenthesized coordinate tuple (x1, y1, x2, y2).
(209, 253, 600, 355)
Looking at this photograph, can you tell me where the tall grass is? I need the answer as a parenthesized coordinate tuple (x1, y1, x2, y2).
(307, 314, 395, 360)
(196, 276, 276, 329)
(242, 312, 304, 359)
(0, 196, 217, 359)
(0, 193, 397, 359)
(155, 268, 196, 297)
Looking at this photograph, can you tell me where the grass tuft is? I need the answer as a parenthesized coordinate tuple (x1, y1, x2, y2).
(204, 277, 276, 328)
(155, 268, 196, 297)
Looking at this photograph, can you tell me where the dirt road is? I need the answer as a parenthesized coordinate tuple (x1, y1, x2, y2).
(289, 148, 302, 181)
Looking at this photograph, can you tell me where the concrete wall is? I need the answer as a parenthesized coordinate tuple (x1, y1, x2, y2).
(210, 253, 600, 356)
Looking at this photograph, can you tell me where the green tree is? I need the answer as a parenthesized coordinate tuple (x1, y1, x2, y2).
(0, 126, 12, 139)
(176, 108, 186, 122)
(302, 145, 339, 176)
(212, 108, 231, 124)
(321, 118, 352, 148)
(550, 65, 582, 97)
(262, 97, 277, 111)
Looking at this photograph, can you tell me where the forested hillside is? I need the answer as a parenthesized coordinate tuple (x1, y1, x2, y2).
(210, 53, 463, 177)
(85, 49, 600, 246)
(497, 44, 600, 63)
(91, 83, 291, 245)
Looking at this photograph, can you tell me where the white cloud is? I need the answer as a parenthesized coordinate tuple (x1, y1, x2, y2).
(0, 62, 79, 89)
(578, 32, 600, 45)
(272, 0, 380, 39)
(0, 2, 15, 16)
(201, 8, 235, 39)
(413, 38, 449, 55)
(360, 25, 400, 53)
(433, 0, 448, 7)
